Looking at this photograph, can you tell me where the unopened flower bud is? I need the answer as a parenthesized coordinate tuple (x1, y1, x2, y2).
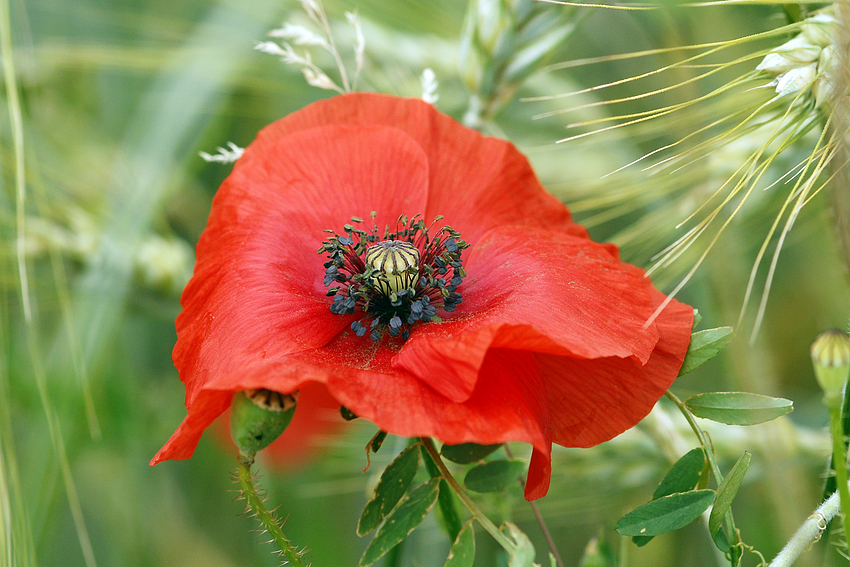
(810, 330, 850, 407)
(365, 240, 420, 294)
(230, 389, 297, 461)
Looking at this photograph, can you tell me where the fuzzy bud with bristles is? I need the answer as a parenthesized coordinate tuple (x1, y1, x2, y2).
(230, 389, 298, 462)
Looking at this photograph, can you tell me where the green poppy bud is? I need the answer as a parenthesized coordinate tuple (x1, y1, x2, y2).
(810, 330, 850, 408)
(230, 389, 297, 462)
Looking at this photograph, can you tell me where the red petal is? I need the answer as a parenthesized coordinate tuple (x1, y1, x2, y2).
(394, 226, 662, 402)
(151, 389, 231, 464)
(249, 93, 585, 241)
(173, 124, 429, 409)
(537, 288, 694, 448)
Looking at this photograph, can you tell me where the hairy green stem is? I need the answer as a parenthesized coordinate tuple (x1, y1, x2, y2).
(419, 438, 517, 553)
(769, 486, 844, 566)
(236, 460, 304, 567)
(829, 405, 850, 546)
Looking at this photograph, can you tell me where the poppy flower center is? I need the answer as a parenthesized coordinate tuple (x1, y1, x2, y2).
(319, 213, 468, 341)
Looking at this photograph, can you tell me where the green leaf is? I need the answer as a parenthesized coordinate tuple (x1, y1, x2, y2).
(359, 478, 440, 567)
(441, 442, 502, 464)
(653, 448, 706, 499)
(580, 536, 617, 566)
(714, 525, 730, 552)
(686, 392, 793, 425)
(709, 452, 751, 541)
(443, 520, 475, 567)
(631, 535, 654, 547)
(678, 327, 734, 376)
(357, 444, 420, 536)
(504, 522, 537, 567)
(615, 490, 715, 537)
(464, 459, 525, 493)
(421, 445, 462, 541)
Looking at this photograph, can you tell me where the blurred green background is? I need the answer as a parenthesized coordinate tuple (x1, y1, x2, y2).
(3, 0, 849, 565)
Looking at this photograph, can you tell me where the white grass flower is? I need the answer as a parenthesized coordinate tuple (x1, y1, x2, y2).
(301, 67, 341, 91)
(756, 36, 820, 74)
(346, 11, 365, 89)
(268, 23, 329, 48)
(199, 142, 244, 164)
(773, 63, 818, 98)
(420, 68, 439, 104)
(258, 0, 366, 93)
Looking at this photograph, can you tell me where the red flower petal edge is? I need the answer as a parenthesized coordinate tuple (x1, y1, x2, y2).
(152, 93, 694, 500)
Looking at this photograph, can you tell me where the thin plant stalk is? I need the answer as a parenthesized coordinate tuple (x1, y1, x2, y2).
(504, 445, 565, 567)
(665, 391, 740, 548)
(829, 405, 850, 547)
(420, 438, 517, 554)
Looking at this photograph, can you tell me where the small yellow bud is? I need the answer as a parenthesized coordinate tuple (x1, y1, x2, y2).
(811, 329, 850, 407)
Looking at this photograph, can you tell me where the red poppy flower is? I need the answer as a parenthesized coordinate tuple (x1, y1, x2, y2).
(151, 93, 694, 500)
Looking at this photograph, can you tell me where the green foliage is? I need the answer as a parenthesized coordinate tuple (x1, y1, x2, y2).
(463, 459, 526, 493)
(616, 490, 716, 537)
(421, 444, 464, 541)
(678, 327, 734, 376)
(441, 442, 502, 464)
(632, 448, 707, 546)
(357, 443, 420, 536)
(443, 520, 475, 567)
(652, 448, 706, 500)
(504, 522, 537, 567)
(686, 392, 793, 425)
(359, 478, 441, 567)
(709, 452, 752, 547)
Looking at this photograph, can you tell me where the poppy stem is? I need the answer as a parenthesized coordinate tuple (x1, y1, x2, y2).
(236, 459, 305, 567)
(419, 438, 518, 554)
